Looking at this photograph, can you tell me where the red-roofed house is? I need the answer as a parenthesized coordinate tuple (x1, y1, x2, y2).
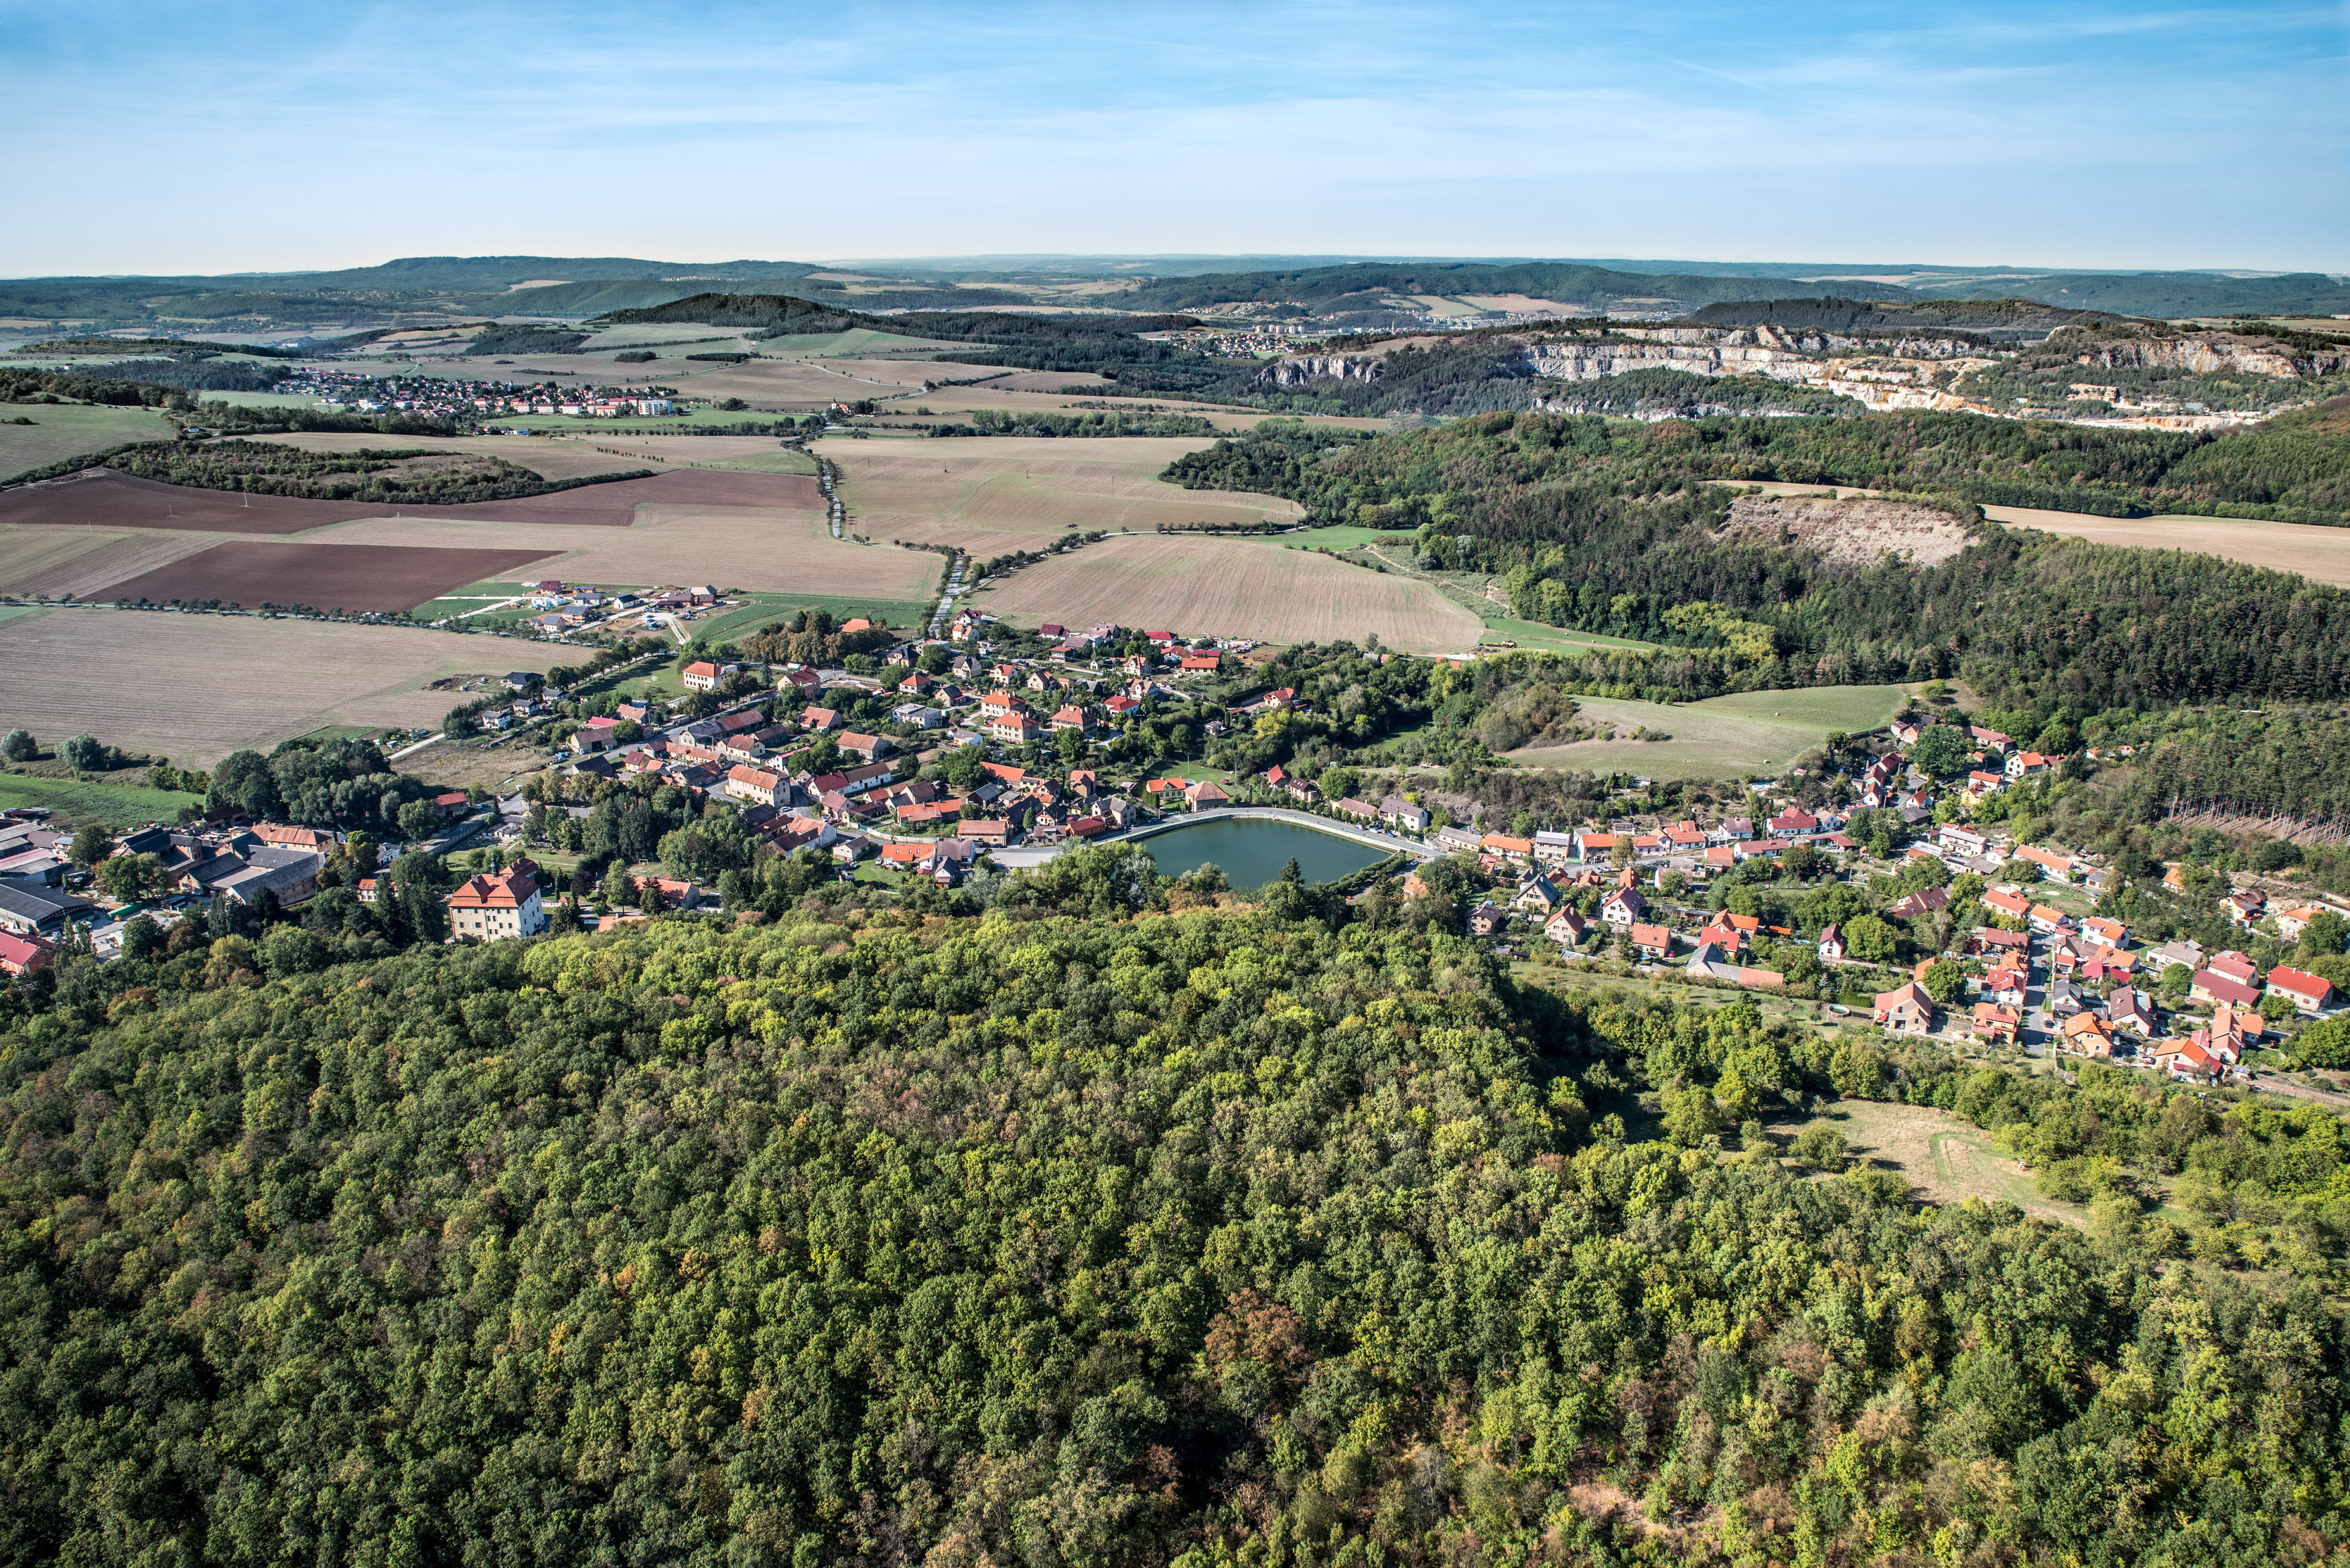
(801, 705, 841, 731)
(2267, 966, 2334, 1016)
(682, 660, 721, 692)
(1972, 1002, 2020, 1044)
(0, 931, 53, 977)
(1629, 922, 1674, 960)
(1874, 982, 1935, 1035)
(2191, 968, 2262, 1009)
(445, 865, 545, 941)
(725, 764, 790, 808)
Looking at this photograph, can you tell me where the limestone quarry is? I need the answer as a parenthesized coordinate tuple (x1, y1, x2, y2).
(1713, 492, 1977, 569)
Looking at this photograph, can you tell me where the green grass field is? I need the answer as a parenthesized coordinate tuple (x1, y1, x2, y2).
(0, 403, 178, 481)
(0, 770, 203, 829)
(1280, 526, 1422, 551)
(1681, 685, 1909, 733)
(689, 593, 931, 645)
(1505, 684, 1906, 781)
(758, 330, 961, 358)
(1472, 614, 1661, 653)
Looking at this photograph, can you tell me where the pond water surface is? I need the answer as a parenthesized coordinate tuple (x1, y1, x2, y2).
(1139, 817, 1389, 887)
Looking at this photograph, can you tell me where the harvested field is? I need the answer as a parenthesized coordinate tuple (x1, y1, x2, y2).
(1719, 494, 1974, 568)
(819, 435, 1302, 549)
(1984, 504, 2350, 588)
(0, 465, 822, 532)
(977, 535, 1482, 653)
(0, 608, 582, 764)
(0, 526, 217, 597)
(1506, 685, 1905, 780)
(85, 541, 561, 613)
(0, 403, 178, 481)
(309, 502, 936, 601)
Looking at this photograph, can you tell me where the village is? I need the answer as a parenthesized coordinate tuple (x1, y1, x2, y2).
(3, 603, 2345, 1098)
(267, 367, 684, 423)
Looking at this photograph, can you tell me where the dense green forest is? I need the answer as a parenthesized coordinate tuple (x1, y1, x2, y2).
(1685, 298, 2107, 334)
(20, 438, 651, 504)
(926, 408, 1221, 439)
(1117, 262, 1917, 315)
(595, 295, 1246, 397)
(464, 327, 589, 356)
(1165, 412, 2350, 715)
(1175, 397, 2350, 526)
(3, 873, 2344, 1565)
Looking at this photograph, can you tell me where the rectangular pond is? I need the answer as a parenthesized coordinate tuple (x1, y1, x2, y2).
(1139, 817, 1391, 887)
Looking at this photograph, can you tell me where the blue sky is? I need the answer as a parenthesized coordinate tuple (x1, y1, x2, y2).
(2, 0, 2341, 275)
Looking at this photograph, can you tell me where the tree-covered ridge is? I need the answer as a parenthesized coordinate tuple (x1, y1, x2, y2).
(77, 438, 654, 504)
(3, 898, 2345, 1565)
(1166, 413, 2350, 712)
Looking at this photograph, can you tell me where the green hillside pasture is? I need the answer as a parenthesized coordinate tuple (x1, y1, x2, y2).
(689, 592, 932, 644)
(0, 403, 176, 482)
(1505, 683, 1905, 780)
(757, 329, 965, 358)
(1473, 613, 1660, 654)
(0, 770, 203, 831)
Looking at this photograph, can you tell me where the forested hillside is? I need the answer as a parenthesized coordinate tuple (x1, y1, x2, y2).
(4, 883, 2344, 1565)
(1167, 413, 2350, 718)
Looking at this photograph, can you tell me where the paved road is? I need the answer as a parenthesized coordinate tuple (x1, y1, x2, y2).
(815, 455, 845, 539)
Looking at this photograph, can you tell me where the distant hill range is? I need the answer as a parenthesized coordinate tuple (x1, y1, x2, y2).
(1, 253, 2343, 331)
(598, 292, 1201, 342)
(1116, 261, 2350, 322)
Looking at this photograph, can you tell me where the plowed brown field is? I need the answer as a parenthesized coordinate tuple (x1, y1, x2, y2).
(978, 536, 1482, 653)
(85, 541, 561, 613)
(0, 466, 822, 533)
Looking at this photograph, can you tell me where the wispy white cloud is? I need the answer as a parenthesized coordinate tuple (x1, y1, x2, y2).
(0, 0, 2339, 272)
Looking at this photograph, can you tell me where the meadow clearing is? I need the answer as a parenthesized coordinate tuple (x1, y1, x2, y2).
(1982, 504, 2350, 588)
(1765, 1097, 2096, 1228)
(0, 608, 583, 764)
(817, 435, 1303, 550)
(978, 534, 1484, 653)
(0, 403, 178, 480)
(1505, 684, 1907, 780)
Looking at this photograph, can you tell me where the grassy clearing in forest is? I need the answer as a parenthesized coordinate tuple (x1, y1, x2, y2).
(1765, 1098, 2101, 1228)
(1506, 685, 1906, 780)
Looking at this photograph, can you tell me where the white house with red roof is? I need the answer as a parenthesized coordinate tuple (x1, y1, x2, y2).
(445, 863, 545, 941)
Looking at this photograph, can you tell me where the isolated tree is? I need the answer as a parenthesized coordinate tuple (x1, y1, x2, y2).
(68, 825, 116, 867)
(1922, 959, 1967, 1005)
(61, 734, 109, 773)
(1911, 725, 1970, 778)
(0, 729, 34, 762)
(1843, 914, 1898, 964)
(397, 799, 438, 843)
